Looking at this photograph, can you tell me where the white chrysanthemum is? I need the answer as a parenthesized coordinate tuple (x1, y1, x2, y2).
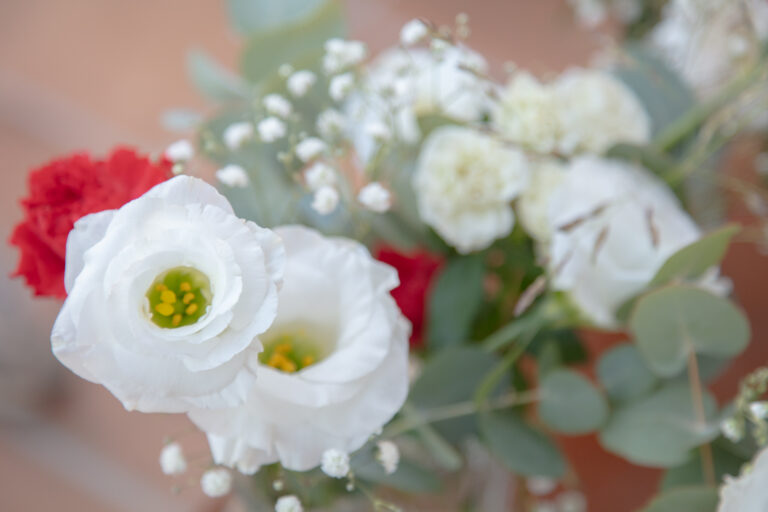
(718, 446, 768, 512)
(216, 164, 249, 188)
(311, 186, 339, 215)
(358, 182, 392, 213)
(400, 19, 428, 46)
(414, 126, 529, 253)
(223, 122, 254, 150)
(189, 226, 410, 472)
(164, 139, 194, 163)
(304, 163, 337, 191)
(275, 495, 303, 512)
(329, 73, 355, 102)
(159, 442, 187, 475)
(258, 117, 287, 143)
(295, 137, 327, 163)
(263, 94, 293, 119)
(547, 156, 700, 327)
(320, 448, 350, 478)
(517, 159, 568, 243)
(346, 46, 490, 163)
(323, 38, 367, 74)
(200, 468, 232, 498)
(316, 109, 347, 139)
(287, 70, 317, 98)
(376, 440, 400, 475)
(493, 71, 561, 154)
(52, 176, 284, 412)
(553, 68, 651, 155)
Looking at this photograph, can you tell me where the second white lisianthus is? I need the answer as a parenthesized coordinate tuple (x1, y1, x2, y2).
(413, 126, 529, 253)
(718, 446, 768, 512)
(52, 176, 284, 412)
(547, 156, 700, 327)
(189, 226, 410, 472)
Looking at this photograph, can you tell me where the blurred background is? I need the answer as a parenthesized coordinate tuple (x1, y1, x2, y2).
(0, 1, 765, 511)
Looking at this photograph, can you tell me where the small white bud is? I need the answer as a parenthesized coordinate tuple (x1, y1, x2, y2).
(272, 479, 285, 491)
(364, 121, 392, 143)
(400, 19, 428, 46)
(358, 182, 392, 213)
(321, 448, 350, 478)
(721, 418, 744, 442)
(295, 137, 327, 163)
(323, 39, 367, 74)
(329, 73, 355, 102)
(164, 139, 194, 162)
(557, 490, 586, 512)
(287, 70, 317, 98)
(430, 38, 449, 55)
(223, 122, 254, 150)
(316, 109, 347, 139)
(159, 442, 187, 475)
(171, 163, 185, 176)
(263, 94, 293, 118)
(278, 64, 294, 78)
(216, 164, 249, 188)
(304, 162, 337, 190)
(346, 481, 355, 492)
(275, 495, 303, 512)
(258, 117, 287, 142)
(200, 468, 232, 498)
(376, 440, 400, 475)
(525, 476, 556, 496)
(312, 186, 340, 215)
(750, 401, 768, 419)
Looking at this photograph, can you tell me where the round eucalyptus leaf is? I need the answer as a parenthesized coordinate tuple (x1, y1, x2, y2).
(597, 344, 657, 402)
(538, 369, 609, 434)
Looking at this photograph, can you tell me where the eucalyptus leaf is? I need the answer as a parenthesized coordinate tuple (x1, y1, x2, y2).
(630, 286, 750, 378)
(479, 411, 566, 478)
(640, 486, 718, 512)
(538, 369, 609, 434)
(228, 0, 329, 35)
(352, 449, 442, 494)
(187, 50, 248, 102)
(661, 439, 749, 490)
(650, 225, 739, 286)
(599, 383, 719, 467)
(597, 344, 657, 402)
(426, 255, 485, 348)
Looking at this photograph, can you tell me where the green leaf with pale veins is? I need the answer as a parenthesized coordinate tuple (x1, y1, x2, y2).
(538, 369, 609, 434)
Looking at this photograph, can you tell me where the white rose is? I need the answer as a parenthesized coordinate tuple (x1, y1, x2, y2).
(52, 176, 284, 412)
(553, 68, 651, 155)
(414, 126, 529, 253)
(547, 156, 699, 327)
(718, 446, 768, 512)
(517, 158, 567, 243)
(189, 226, 410, 472)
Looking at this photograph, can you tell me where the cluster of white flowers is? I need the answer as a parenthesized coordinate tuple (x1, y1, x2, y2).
(567, 0, 643, 28)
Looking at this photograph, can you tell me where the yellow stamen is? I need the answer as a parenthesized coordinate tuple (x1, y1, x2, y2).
(160, 290, 177, 304)
(302, 355, 315, 367)
(179, 282, 192, 292)
(280, 360, 297, 373)
(155, 284, 168, 292)
(268, 352, 289, 368)
(182, 292, 195, 304)
(185, 303, 198, 315)
(155, 303, 175, 316)
(274, 342, 292, 355)
(172, 314, 182, 326)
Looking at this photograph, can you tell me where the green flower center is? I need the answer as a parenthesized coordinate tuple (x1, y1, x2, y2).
(258, 326, 331, 373)
(146, 266, 211, 328)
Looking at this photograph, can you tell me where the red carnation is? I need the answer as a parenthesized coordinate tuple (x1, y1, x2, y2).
(376, 246, 443, 349)
(10, 147, 172, 298)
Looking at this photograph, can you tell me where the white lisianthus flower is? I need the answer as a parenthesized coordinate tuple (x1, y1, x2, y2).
(718, 446, 768, 512)
(323, 38, 367, 74)
(400, 19, 428, 46)
(159, 442, 187, 475)
(275, 495, 303, 512)
(52, 176, 284, 412)
(263, 94, 293, 119)
(553, 69, 651, 155)
(517, 158, 568, 243)
(223, 122, 254, 150)
(258, 117, 287, 143)
(287, 70, 317, 98)
(311, 186, 340, 215)
(164, 139, 194, 163)
(358, 182, 392, 213)
(189, 226, 410, 472)
(329, 73, 355, 102)
(295, 137, 327, 163)
(304, 162, 337, 191)
(547, 156, 700, 327)
(376, 440, 400, 475)
(414, 126, 529, 253)
(200, 468, 232, 498)
(321, 448, 350, 478)
(216, 164, 249, 188)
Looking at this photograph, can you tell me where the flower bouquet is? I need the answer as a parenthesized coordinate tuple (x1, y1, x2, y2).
(10, 1, 768, 510)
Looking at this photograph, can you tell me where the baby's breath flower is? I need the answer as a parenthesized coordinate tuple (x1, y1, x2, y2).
(159, 442, 187, 475)
(295, 137, 327, 163)
(200, 468, 232, 498)
(316, 109, 347, 139)
(400, 19, 428, 46)
(275, 495, 303, 512)
(312, 186, 339, 215)
(329, 73, 355, 102)
(376, 440, 400, 475)
(304, 162, 337, 190)
(216, 164, 249, 188)
(278, 64, 294, 78)
(287, 70, 317, 98)
(263, 94, 293, 118)
(750, 401, 768, 419)
(358, 182, 392, 213)
(526, 476, 557, 496)
(722, 417, 745, 442)
(321, 448, 350, 478)
(223, 122, 254, 150)
(164, 139, 194, 163)
(364, 121, 392, 143)
(323, 38, 367, 74)
(258, 117, 287, 142)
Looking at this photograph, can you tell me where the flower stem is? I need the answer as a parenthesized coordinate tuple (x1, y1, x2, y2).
(687, 346, 716, 486)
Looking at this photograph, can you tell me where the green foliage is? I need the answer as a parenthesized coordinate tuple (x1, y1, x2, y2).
(351, 447, 442, 494)
(538, 369, 609, 434)
(426, 255, 486, 348)
(650, 225, 739, 286)
(187, 50, 248, 102)
(630, 286, 750, 378)
(640, 486, 718, 512)
(227, 0, 330, 35)
(599, 383, 719, 467)
(597, 344, 658, 402)
(479, 411, 566, 478)
(661, 438, 749, 490)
